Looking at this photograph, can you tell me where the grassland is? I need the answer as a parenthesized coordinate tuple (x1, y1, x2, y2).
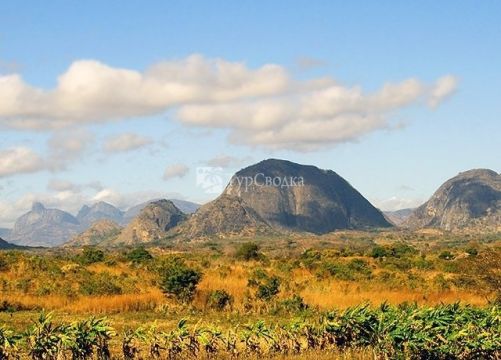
(0, 230, 499, 359)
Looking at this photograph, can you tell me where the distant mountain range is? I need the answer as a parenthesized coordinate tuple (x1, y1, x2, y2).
(5, 199, 200, 247)
(2, 161, 499, 248)
(384, 208, 415, 226)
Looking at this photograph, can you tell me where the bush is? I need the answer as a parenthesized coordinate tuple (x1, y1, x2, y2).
(159, 258, 202, 303)
(207, 289, 233, 310)
(235, 242, 261, 261)
(439, 251, 455, 260)
(371, 246, 388, 258)
(79, 272, 123, 296)
(279, 294, 308, 313)
(80, 247, 105, 265)
(256, 276, 280, 301)
(126, 247, 153, 264)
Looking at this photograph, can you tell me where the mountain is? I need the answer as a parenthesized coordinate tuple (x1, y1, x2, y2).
(122, 199, 199, 224)
(64, 220, 122, 247)
(384, 208, 415, 226)
(110, 200, 187, 246)
(180, 159, 391, 239)
(8, 202, 80, 247)
(180, 194, 273, 238)
(0, 237, 22, 249)
(76, 202, 124, 228)
(223, 159, 391, 234)
(404, 169, 501, 231)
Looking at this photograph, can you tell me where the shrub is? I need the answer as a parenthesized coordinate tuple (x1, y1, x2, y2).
(80, 247, 105, 265)
(126, 247, 153, 264)
(235, 242, 261, 261)
(439, 251, 455, 260)
(159, 258, 202, 303)
(79, 272, 123, 296)
(371, 246, 388, 258)
(279, 294, 308, 313)
(256, 276, 281, 301)
(207, 290, 233, 310)
(466, 247, 478, 256)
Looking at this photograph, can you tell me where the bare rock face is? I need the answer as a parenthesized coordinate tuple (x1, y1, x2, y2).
(65, 219, 122, 247)
(111, 200, 186, 246)
(9, 202, 80, 247)
(179, 159, 391, 239)
(404, 169, 501, 231)
(180, 194, 273, 238)
(223, 159, 391, 234)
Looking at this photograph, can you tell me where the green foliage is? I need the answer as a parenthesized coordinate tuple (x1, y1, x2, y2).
(79, 247, 105, 265)
(256, 276, 281, 301)
(319, 258, 372, 280)
(439, 250, 455, 260)
(0, 305, 498, 359)
(126, 247, 153, 264)
(235, 242, 261, 261)
(207, 289, 233, 310)
(159, 258, 202, 303)
(79, 272, 123, 296)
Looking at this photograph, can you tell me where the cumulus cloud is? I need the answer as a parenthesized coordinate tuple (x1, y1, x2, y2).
(163, 164, 189, 180)
(104, 133, 153, 153)
(0, 147, 45, 177)
(0, 55, 458, 151)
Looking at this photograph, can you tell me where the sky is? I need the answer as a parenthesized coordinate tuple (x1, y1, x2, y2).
(0, 1, 500, 227)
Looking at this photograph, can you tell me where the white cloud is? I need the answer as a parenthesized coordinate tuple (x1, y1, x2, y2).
(104, 133, 152, 153)
(372, 196, 425, 211)
(0, 147, 45, 177)
(0, 55, 458, 151)
(428, 75, 458, 108)
(163, 164, 189, 180)
(47, 128, 94, 169)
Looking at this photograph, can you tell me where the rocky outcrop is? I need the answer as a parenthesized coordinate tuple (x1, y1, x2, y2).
(179, 159, 391, 239)
(404, 169, 501, 231)
(180, 194, 273, 238)
(223, 159, 391, 234)
(64, 219, 122, 247)
(110, 200, 186, 246)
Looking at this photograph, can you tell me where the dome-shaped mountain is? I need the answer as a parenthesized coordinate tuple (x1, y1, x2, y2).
(9, 202, 80, 247)
(110, 200, 186, 246)
(180, 159, 391, 239)
(223, 159, 391, 234)
(404, 169, 501, 231)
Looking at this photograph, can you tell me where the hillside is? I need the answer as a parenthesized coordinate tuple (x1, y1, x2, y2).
(404, 169, 501, 231)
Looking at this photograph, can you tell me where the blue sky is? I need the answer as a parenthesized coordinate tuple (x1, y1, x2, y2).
(0, 1, 500, 226)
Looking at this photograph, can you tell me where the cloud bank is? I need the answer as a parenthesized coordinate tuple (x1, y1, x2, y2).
(0, 55, 457, 151)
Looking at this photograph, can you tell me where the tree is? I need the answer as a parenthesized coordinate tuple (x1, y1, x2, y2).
(80, 247, 104, 265)
(235, 242, 261, 261)
(126, 247, 153, 264)
(159, 258, 202, 303)
(256, 276, 280, 301)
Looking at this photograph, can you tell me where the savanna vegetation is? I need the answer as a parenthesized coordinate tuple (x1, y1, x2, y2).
(0, 230, 499, 359)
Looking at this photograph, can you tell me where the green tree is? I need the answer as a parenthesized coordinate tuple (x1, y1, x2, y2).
(80, 247, 105, 265)
(235, 242, 261, 261)
(159, 258, 202, 303)
(126, 247, 153, 264)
